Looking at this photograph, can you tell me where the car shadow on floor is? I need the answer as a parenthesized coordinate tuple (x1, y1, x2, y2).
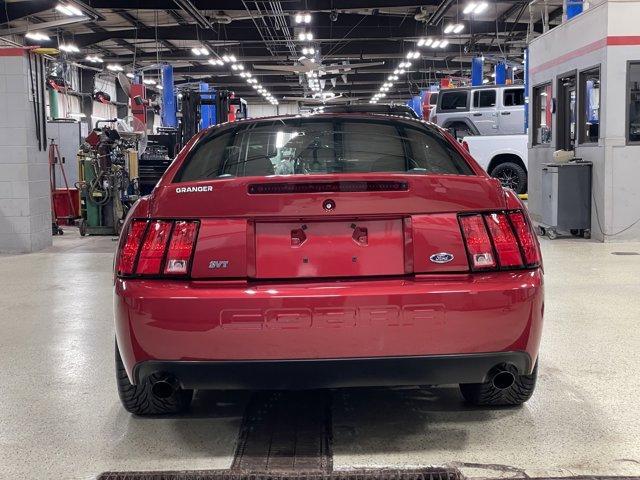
(331, 385, 524, 456)
(135, 385, 525, 459)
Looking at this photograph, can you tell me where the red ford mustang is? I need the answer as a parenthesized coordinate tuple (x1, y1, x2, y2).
(114, 113, 543, 415)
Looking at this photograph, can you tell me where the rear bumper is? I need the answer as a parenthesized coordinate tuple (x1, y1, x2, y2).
(134, 352, 532, 390)
(115, 269, 543, 387)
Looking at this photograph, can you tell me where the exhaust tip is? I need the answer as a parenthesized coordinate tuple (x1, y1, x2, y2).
(151, 377, 178, 399)
(491, 370, 516, 390)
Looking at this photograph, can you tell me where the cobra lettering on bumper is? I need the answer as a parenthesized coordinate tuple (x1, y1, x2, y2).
(219, 305, 445, 330)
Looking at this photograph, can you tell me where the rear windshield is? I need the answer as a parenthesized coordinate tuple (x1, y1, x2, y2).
(174, 118, 474, 182)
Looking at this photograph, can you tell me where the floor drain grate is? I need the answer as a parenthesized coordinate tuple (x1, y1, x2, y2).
(97, 468, 462, 480)
(611, 251, 640, 255)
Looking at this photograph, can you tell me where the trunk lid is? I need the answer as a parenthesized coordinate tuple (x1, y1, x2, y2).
(151, 174, 505, 279)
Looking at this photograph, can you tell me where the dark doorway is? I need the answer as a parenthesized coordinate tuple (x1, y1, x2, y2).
(557, 74, 577, 150)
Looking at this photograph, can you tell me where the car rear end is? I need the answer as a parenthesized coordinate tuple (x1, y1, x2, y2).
(114, 114, 543, 399)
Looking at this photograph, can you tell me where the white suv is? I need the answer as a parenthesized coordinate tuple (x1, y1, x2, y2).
(432, 85, 525, 137)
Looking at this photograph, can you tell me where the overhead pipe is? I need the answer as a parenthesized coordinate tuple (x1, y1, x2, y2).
(427, 0, 457, 26)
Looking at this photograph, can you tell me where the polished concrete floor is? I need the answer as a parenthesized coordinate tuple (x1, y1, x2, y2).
(1, 229, 639, 479)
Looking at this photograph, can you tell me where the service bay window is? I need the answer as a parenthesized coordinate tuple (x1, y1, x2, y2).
(628, 62, 640, 143)
(579, 67, 600, 144)
(533, 83, 553, 145)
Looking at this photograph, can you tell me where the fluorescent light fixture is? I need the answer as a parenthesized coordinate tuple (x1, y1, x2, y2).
(229, 55, 237, 62)
(106, 64, 123, 72)
(440, 40, 449, 48)
(25, 32, 51, 41)
(474, 2, 488, 13)
(222, 55, 230, 62)
(85, 55, 103, 63)
(431, 39, 441, 48)
(417, 38, 426, 46)
(398, 68, 406, 74)
(295, 14, 303, 23)
(59, 43, 80, 53)
(143, 78, 156, 85)
(463, 2, 477, 14)
(444, 24, 455, 34)
(126, 72, 135, 78)
(424, 38, 433, 47)
(298, 32, 313, 41)
(231, 64, 238, 70)
(56, 3, 83, 16)
(68, 112, 86, 118)
(453, 24, 465, 33)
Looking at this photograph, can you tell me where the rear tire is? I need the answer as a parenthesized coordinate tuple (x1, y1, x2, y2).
(491, 161, 528, 194)
(459, 362, 538, 406)
(446, 122, 475, 139)
(115, 342, 193, 415)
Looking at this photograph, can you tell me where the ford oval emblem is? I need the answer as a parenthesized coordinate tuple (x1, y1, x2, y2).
(430, 252, 454, 264)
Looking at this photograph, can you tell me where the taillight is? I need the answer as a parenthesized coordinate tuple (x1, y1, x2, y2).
(116, 220, 147, 275)
(136, 220, 172, 275)
(164, 221, 198, 275)
(459, 210, 541, 271)
(459, 215, 496, 270)
(485, 213, 523, 267)
(116, 219, 199, 277)
(508, 211, 541, 267)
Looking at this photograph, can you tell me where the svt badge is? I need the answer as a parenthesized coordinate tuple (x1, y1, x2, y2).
(209, 260, 229, 269)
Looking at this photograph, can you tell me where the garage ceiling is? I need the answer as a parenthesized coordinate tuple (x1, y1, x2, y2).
(1, 0, 563, 102)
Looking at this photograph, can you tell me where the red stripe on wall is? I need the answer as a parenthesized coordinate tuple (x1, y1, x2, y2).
(530, 35, 640, 75)
(0, 48, 27, 57)
(529, 38, 606, 75)
(607, 35, 640, 45)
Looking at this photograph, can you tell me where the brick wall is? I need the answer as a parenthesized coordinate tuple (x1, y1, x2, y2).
(0, 49, 51, 253)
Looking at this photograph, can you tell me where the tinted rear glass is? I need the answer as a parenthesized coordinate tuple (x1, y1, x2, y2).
(174, 118, 474, 182)
(439, 91, 468, 111)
